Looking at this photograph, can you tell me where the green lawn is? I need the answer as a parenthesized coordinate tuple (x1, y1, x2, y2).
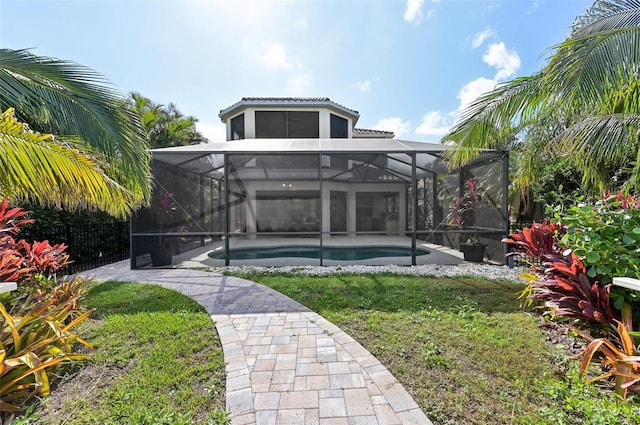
(22, 271, 640, 425)
(30, 282, 228, 425)
(229, 271, 640, 425)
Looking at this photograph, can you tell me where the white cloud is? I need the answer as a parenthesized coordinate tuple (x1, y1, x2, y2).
(457, 42, 519, 112)
(472, 27, 496, 49)
(415, 111, 454, 137)
(259, 41, 293, 70)
(288, 73, 313, 94)
(457, 76, 497, 112)
(482, 42, 521, 80)
(404, 0, 424, 24)
(372, 117, 411, 138)
(356, 80, 372, 93)
(196, 121, 227, 143)
(418, 39, 520, 138)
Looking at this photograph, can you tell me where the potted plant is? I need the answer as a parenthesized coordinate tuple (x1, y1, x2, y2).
(149, 191, 177, 267)
(446, 179, 488, 262)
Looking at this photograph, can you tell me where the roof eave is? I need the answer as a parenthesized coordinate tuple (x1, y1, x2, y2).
(218, 99, 360, 123)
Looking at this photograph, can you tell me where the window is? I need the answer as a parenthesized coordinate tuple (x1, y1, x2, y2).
(255, 111, 319, 138)
(330, 114, 348, 138)
(288, 111, 319, 138)
(255, 111, 286, 138)
(231, 114, 245, 140)
(386, 194, 399, 213)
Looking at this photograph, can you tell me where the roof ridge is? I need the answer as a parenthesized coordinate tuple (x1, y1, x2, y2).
(353, 127, 395, 134)
(241, 97, 331, 102)
(219, 97, 359, 120)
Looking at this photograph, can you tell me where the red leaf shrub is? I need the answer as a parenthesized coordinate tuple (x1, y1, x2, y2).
(503, 220, 566, 265)
(0, 250, 31, 283)
(0, 198, 32, 238)
(0, 198, 72, 291)
(18, 239, 71, 277)
(503, 220, 616, 327)
(533, 254, 615, 326)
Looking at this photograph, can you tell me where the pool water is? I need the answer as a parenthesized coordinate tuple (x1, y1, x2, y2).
(208, 245, 430, 261)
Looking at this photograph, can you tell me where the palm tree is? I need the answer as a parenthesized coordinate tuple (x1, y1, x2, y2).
(0, 48, 151, 218)
(130, 92, 206, 149)
(0, 108, 136, 218)
(444, 0, 640, 193)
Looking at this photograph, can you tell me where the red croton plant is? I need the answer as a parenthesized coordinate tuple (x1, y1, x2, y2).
(0, 198, 71, 286)
(504, 196, 640, 399)
(0, 198, 91, 416)
(503, 220, 615, 327)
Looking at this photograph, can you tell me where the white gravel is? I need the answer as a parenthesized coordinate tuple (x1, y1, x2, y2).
(215, 263, 529, 281)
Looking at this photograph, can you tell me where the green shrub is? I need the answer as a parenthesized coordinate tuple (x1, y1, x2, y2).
(506, 192, 640, 401)
(0, 198, 92, 418)
(0, 278, 91, 416)
(555, 192, 640, 285)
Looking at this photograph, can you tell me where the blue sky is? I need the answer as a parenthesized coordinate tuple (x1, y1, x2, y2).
(1, 0, 593, 143)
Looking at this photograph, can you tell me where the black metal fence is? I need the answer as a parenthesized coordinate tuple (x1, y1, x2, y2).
(506, 220, 543, 268)
(509, 220, 534, 234)
(20, 221, 130, 274)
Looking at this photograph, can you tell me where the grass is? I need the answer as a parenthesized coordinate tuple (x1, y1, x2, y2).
(229, 271, 640, 425)
(29, 282, 228, 425)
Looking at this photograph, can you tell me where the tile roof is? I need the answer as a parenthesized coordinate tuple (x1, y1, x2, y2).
(241, 97, 331, 102)
(353, 128, 395, 138)
(219, 97, 359, 121)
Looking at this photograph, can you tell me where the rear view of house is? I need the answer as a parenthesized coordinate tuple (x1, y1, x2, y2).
(131, 97, 508, 268)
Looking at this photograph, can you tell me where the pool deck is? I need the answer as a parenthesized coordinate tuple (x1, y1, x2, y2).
(163, 236, 464, 268)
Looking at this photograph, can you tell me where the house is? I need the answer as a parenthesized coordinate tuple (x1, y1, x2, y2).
(131, 97, 508, 267)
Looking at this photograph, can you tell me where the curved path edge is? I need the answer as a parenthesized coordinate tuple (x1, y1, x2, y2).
(81, 261, 432, 425)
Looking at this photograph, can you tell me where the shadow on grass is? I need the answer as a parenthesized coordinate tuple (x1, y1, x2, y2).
(86, 281, 205, 318)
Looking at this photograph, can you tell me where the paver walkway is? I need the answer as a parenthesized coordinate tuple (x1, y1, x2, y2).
(82, 261, 432, 425)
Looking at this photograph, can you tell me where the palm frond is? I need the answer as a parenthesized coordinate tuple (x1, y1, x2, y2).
(560, 113, 640, 189)
(544, 27, 640, 107)
(443, 0, 640, 189)
(0, 108, 135, 218)
(0, 48, 150, 205)
(572, 0, 640, 36)
(443, 75, 547, 166)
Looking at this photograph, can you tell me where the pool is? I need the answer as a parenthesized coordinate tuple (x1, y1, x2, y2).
(207, 245, 430, 261)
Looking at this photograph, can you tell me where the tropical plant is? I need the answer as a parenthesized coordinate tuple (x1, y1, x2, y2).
(0, 198, 92, 416)
(537, 253, 615, 326)
(505, 194, 640, 399)
(0, 198, 33, 283)
(0, 282, 92, 416)
(0, 48, 151, 217)
(0, 109, 138, 218)
(578, 321, 640, 400)
(503, 220, 566, 264)
(554, 192, 640, 287)
(130, 93, 206, 149)
(504, 220, 616, 326)
(444, 0, 640, 193)
(0, 198, 73, 297)
(511, 113, 586, 216)
(446, 179, 486, 244)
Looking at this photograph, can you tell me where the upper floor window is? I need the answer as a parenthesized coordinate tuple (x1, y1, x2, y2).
(330, 114, 348, 138)
(255, 111, 319, 138)
(231, 114, 245, 140)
